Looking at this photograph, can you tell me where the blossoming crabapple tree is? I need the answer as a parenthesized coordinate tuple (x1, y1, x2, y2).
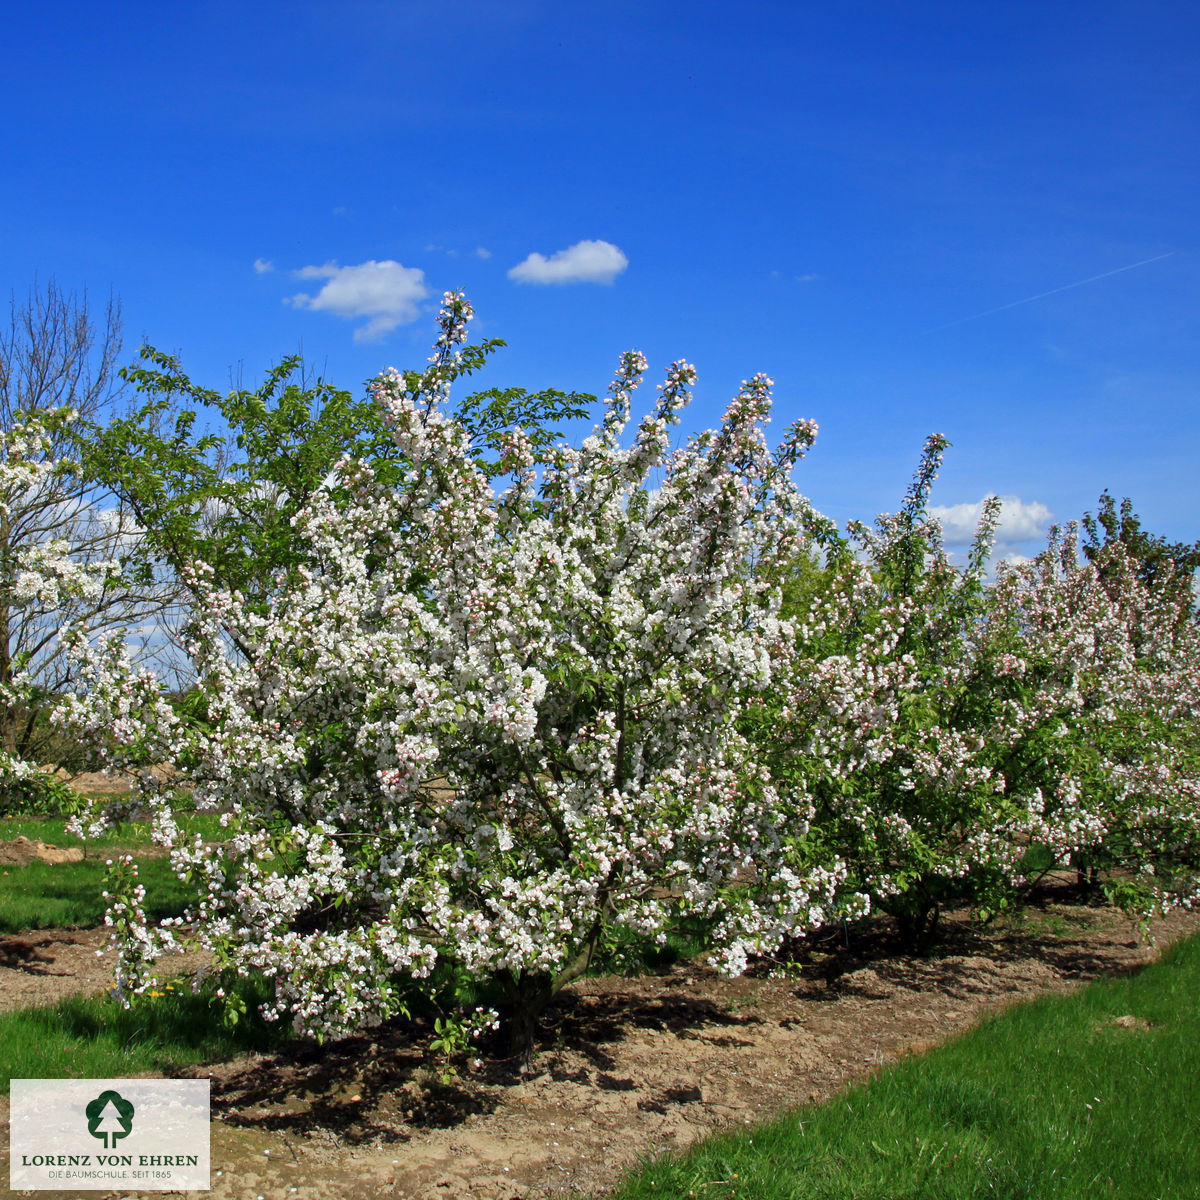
(64, 292, 847, 1064)
(990, 526, 1200, 918)
(760, 436, 1199, 947)
(755, 435, 1017, 946)
(0, 409, 128, 797)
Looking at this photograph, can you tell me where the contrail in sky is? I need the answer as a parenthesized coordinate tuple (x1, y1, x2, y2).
(925, 251, 1174, 333)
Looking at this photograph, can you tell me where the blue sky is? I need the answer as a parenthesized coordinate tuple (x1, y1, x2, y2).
(3, 0, 1196, 559)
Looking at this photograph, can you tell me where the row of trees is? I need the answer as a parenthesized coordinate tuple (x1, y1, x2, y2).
(4, 284, 1199, 1066)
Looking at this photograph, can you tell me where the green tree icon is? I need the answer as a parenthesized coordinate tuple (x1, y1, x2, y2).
(85, 1090, 135, 1149)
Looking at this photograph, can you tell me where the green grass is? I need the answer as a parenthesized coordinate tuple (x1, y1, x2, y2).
(1, 812, 230, 848)
(0, 977, 291, 1093)
(0, 857, 193, 933)
(0, 809, 233, 931)
(605, 932, 1200, 1200)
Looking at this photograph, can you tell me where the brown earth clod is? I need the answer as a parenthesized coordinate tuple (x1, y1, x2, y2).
(0, 836, 84, 867)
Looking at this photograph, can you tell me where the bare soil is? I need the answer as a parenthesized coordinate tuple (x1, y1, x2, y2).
(2, 880, 1198, 1200)
(0, 927, 112, 999)
(35, 763, 180, 797)
(0, 839, 83, 868)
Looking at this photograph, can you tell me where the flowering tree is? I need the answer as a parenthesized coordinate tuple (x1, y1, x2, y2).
(760, 437, 1200, 947)
(995, 528, 1200, 916)
(0, 409, 140, 802)
(755, 436, 1012, 945)
(0, 283, 148, 781)
(64, 293, 846, 1064)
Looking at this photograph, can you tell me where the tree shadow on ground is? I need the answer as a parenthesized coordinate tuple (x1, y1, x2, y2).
(765, 875, 1149, 1005)
(199, 875, 1160, 1146)
(202, 985, 759, 1144)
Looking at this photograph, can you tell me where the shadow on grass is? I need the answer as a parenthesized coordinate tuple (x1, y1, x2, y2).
(0, 978, 289, 1092)
(0, 857, 191, 934)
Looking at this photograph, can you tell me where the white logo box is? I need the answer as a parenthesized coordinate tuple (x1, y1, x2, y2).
(10, 1079, 209, 1191)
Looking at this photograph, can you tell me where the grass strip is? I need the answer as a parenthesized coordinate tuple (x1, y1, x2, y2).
(0, 813, 230, 848)
(0, 977, 290, 1092)
(0, 857, 192, 933)
(606, 931, 1200, 1200)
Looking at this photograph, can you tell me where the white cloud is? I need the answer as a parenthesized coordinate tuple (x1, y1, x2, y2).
(992, 547, 1034, 567)
(930, 495, 1053, 545)
(424, 243, 492, 261)
(253, 258, 275, 274)
(287, 259, 429, 342)
(508, 239, 628, 285)
(796, 272, 818, 283)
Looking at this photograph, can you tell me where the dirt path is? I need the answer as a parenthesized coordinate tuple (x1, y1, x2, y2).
(3, 882, 1198, 1200)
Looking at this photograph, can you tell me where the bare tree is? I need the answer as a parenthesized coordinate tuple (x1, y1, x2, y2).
(0, 279, 124, 432)
(0, 281, 168, 771)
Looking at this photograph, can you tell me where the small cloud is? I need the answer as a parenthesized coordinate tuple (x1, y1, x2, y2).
(796, 272, 818, 283)
(508, 239, 628, 285)
(253, 258, 275, 274)
(931, 495, 1053, 545)
(287, 259, 429, 342)
(332, 206, 349, 217)
(425, 243, 492, 261)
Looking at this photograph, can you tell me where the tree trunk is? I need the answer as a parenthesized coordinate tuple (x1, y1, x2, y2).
(503, 942, 598, 1074)
(504, 972, 554, 1075)
(893, 901, 941, 954)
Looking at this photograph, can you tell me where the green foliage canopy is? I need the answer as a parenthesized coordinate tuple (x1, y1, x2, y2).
(81, 341, 594, 637)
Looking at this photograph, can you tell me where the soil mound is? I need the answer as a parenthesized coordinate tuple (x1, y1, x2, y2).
(0, 836, 84, 866)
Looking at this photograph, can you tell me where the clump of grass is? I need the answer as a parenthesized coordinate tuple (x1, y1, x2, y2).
(606, 932, 1200, 1200)
(0, 976, 291, 1092)
(0, 857, 192, 933)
